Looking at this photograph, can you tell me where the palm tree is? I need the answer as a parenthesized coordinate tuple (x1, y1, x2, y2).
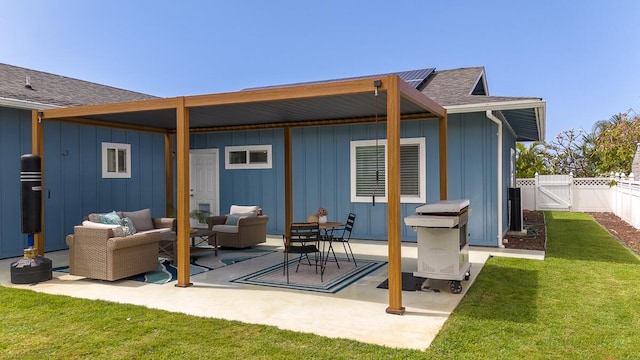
(516, 141, 549, 178)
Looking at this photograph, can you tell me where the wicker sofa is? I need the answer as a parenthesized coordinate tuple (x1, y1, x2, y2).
(206, 205, 268, 249)
(65, 209, 173, 281)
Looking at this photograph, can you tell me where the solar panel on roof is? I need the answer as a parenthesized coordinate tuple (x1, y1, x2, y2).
(245, 68, 436, 91)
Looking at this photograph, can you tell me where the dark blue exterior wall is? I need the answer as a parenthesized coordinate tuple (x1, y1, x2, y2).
(502, 122, 519, 239)
(0, 107, 34, 258)
(0, 106, 514, 259)
(0, 106, 166, 259)
(191, 111, 508, 246)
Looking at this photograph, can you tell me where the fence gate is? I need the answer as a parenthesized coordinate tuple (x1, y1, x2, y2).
(536, 174, 572, 210)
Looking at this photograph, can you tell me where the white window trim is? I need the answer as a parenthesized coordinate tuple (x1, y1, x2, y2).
(350, 137, 426, 204)
(101, 142, 131, 179)
(225, 145, 272, 169)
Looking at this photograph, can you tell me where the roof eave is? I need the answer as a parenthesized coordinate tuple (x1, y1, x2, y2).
(444, 99, 545, 113)
(445, 99, 546, 141)
(0, 97, 60, 111)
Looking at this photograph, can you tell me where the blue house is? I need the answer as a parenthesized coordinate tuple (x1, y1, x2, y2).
(0, 63, 545, 260)
(0, 63, 164, 258)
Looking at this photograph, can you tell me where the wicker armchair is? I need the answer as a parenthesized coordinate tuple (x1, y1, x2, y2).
(65, 218, 173, 281)
(205, 205, 268, 248)
(206, 215, 269, 248)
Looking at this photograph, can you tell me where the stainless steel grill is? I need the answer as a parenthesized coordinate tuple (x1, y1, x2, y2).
(404, 199, 472, 294)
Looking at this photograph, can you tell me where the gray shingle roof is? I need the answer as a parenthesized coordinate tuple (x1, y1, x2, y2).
(421, 67, 541, 106)
(0, 63, 157, 107)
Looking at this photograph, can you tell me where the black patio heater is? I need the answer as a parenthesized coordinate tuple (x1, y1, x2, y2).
(10, 154, 52, 284)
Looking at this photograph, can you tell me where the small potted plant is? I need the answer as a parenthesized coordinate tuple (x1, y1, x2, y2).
(317, 207, 328, 224)
(190, 209, 210, 228)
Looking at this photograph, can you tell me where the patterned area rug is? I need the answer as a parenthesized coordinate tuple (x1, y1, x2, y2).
(194, 248, 275, 270)
(53, 248, 275, 284)
(128, 260, 208, 284)
(231, 257, 387, 293)
(52, 260, 208, 284)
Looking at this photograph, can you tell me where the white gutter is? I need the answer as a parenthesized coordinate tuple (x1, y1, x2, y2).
(486, 110, 505, 248)
(0, 97, 60, 110)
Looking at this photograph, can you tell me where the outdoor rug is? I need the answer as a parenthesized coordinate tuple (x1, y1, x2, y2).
(231, 257, 387, 293)
(194, 248, 275, 270)
(53, 247, 275, 284)
(52, 260, 208, 284)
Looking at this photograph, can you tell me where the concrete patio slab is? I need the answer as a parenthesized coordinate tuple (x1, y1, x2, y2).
(0, 237, 541, 350)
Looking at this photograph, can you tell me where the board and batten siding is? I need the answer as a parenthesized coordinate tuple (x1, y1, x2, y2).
(0, 107, 34, 258)
(0, 106, 167, 259)
(191, 112, 503, 246)
(0, 108, 506, 259)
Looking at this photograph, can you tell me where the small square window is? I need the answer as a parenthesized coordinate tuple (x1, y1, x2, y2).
(229, 151, 247, 165)
(249, 150, 268, 164)
(102, 142, 131, 178)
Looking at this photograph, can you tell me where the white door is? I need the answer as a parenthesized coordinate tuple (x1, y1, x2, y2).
(190, 149, 219, 228)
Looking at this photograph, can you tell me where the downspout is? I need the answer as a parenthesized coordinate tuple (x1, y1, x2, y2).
(486, 111, 505, 248)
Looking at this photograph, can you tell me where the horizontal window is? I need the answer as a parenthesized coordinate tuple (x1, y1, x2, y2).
(225, 145, 272, 169)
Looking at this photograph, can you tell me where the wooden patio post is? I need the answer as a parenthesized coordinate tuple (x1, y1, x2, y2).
(175, 97, 192, 287)
(386, 76, 405, 315)
(31, 110, 45, 256)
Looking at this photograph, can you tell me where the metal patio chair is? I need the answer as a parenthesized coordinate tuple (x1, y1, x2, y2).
(282, 222, 323, 283)
(325, 213, 357, 267)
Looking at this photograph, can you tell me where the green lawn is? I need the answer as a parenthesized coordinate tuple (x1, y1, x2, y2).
(428, 211, 640, 359)
(1, 211, 639, 359)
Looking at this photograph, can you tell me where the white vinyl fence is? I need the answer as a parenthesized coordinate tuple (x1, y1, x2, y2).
(516, 173, 640, 229)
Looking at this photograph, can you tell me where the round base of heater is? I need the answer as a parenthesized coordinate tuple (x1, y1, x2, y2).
(10, 256, 52, 284)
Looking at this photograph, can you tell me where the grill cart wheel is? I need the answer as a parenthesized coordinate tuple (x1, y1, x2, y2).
(448, 280, 462, 294)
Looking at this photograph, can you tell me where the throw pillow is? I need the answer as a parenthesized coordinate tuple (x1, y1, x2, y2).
(229, 205, 258, 215)
(225, 215, 241, 226)
(87, 213, 104, 223)
(122, 208, 154, 232)
(121, 217, 137, 234)
(99, 211, 122, 225)
(230, 212, 257, 218)
(81, 220, 120, 229)
(111, 226, 131, 237)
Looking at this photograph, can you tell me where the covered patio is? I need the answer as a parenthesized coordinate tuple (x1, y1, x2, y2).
(2, 236, 550, 349)
(34, 75, 448, 314)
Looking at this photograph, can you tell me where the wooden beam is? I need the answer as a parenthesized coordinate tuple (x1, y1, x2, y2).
(398, 79, 447, 118)
(284, 127, 293, 236)
(439, 114, 448, 200)
(185, 78, 389, 108)
(385, 76, 405, 315)
(39, 97, 178, 119)
(164, 133, 174, 217)
(31, 110, 45, 256)
(175, 97, 192, 287)
(42, 116, 168, 134)
(186, 113, 438, 134)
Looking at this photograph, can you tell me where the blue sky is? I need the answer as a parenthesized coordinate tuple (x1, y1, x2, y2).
(1, 0, 639, 141)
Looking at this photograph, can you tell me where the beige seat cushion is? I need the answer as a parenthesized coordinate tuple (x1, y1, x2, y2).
(212, 225, 239, 233)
